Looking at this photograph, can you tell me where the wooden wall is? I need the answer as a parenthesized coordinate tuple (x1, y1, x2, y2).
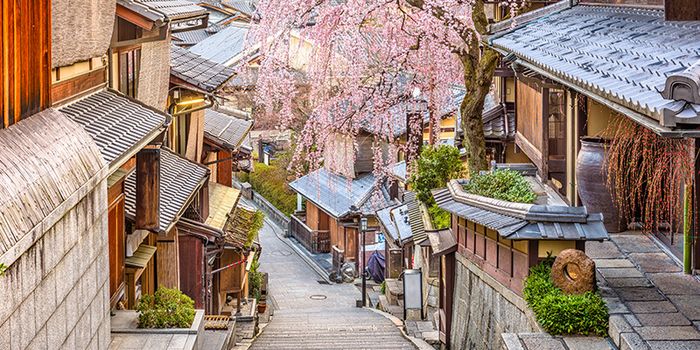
(157, 227, 181, 289)
(108, 180, 125, 307)
(216, 150, 233, 187)
(306, 201, 320, 231)
(515, 80, 544, 170)
(179, 234, 205, 308)
(1, 0, 52, 128)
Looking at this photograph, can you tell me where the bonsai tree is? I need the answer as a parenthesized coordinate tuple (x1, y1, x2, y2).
(137, 287, 195, 329)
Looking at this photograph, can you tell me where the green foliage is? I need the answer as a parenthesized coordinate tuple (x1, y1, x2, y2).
(248, 256, 263, 301)
(428, 204, 451, 229)
(409, 145, 464, 206)
(0, 263, 7, 276)
(463, 169, 537, 204)
(380, 281, 386, 295)
(246, 210, 265, 248)
(523, 262, 609, 337)
(137, 288, 195, 329)
(239, 161, 297, 215)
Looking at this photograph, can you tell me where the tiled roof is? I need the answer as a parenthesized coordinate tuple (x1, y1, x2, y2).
(171, 45, 236, 92)
(390, 161, 407, 182)
(190, 24, 250, 66)
(490, 5, 700, 128)
(124, 148, 210, 233)
(289, 167, 390, 218)
(172, 25, 222, 47)
(432, 181, 609, 241)
(482, 103, 514, 140)
(59, 89, 169, 166)
(221, 0, 256, 17)
(137, 0, 207, 20)
(404, 192, 426, 244)
(204, 108, 253, 149)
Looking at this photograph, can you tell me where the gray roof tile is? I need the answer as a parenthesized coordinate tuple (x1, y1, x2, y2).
(189, 24, 249, 65)
(59, 89, 169, 165)
(490, 5, 700, 127)
(204, 108, 253, 149)
(137, 0, 207, 20)
(290, 167, 390, 218)
(171, 45, 236, 92)
(124, 148, 209, 232)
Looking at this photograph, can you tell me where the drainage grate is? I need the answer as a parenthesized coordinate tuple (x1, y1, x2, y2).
(317, 280, 331, 285)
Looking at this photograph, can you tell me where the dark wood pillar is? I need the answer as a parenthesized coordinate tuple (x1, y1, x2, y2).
(666, 0, 700, 21)
(136, 145, 160, 231)
(217, 150, 233, 187)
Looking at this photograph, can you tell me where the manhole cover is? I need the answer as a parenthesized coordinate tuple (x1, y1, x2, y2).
(309, 294, 327, 300)
(270, 250, 292, 257)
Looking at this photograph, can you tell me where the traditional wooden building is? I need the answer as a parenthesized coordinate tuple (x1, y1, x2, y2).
(202, 108, 254, 186)
(487, 0, 700, 262)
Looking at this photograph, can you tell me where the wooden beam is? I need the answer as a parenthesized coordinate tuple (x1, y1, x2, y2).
(116, 4, 155, 31)
(136, 145, 161, 231)
(51, 67, 107, 104)
(666, 0, 700, 21)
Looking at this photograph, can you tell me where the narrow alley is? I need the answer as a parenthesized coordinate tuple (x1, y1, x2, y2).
(248, 206, 417, 350)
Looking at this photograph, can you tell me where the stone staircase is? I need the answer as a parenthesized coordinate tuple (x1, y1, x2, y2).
(249, 308, 416, 349)
(379, 279, 405, 319)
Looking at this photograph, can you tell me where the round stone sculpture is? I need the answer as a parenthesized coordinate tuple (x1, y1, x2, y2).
(551, 249, 596, 295)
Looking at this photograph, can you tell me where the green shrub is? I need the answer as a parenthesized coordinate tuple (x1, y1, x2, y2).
(380, 280, 386, 295)
(463, 169, 537, 204)
(428, 204, 451, 229)
(523, 262, 609, 337)
(239, 162, 297, 215)
(137, 288, 195, 329)
(248, 255, 263, 301)
(409, 145, 465, 205)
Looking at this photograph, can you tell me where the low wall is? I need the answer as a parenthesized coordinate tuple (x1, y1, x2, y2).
(251, 190, 290, 233)
(450, 254, 540, 350)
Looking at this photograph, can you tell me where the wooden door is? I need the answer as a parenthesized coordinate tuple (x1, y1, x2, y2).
(108, 192, 126, 307)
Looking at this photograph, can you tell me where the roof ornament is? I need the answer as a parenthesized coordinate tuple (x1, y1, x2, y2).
(661, 60, 700, 105)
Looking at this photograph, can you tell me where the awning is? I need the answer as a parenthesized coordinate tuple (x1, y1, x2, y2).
(223, 204, 258, 248)
(125, 244, 157, 268)
(427, 229, 457, 257)
(171, 46, 237, 93)
(203, 109, 254, 150)
(205, 182, 241, 230)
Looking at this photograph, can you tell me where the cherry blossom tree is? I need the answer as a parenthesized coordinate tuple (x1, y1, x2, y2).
(245, 0, 519, 176)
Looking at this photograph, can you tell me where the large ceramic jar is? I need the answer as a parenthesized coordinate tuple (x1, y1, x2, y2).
(576, 137, 625, 233)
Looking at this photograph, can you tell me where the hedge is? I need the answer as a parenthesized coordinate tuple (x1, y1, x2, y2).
(239, 162, 297, 215)
(137, 288, 195, 329)
(463, 169, 537, 204)
(523, 262, 609, 337)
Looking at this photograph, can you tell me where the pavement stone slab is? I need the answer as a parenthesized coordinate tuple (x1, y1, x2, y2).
(635, 313, 691, 327)
(604, 297, 631, 314)
(647, 340, 700, 350)
(586, 241, 623, 259)
(606, 278, 653, 288)
(562, 336, 613, 350)
(627, 301, 677, 314)
(667, 295, 700, 321)
(617, 287, 666, 302)
(599, 268, 646, 279)
(648, 273, 700, 295)
(628, 253, 682, 274)
(520, 334, 567, 350)
(612, 234, 663, 254)
(634, 326, 700, 341)
(619, 332, 649, 350)
(594, 259, 635, 268)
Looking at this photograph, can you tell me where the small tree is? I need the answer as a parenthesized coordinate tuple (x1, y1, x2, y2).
(409, 145, 464, 229)
(409, 145, 464, 205)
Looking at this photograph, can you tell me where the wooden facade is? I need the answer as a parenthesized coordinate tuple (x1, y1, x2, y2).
(515, 80, 543, 169)
(108, 175, 127, 308)
(1, 0, 52, 128)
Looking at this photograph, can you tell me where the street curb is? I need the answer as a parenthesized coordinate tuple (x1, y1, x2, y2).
(366, 308, 435, 350)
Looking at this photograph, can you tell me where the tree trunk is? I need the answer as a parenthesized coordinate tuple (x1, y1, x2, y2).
(460, 47, 499, 175)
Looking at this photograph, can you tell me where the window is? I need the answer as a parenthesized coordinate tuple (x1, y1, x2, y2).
(547, 88, 568, 197)
(118, 48, 141, 98)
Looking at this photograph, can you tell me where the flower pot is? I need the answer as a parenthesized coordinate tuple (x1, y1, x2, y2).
(257, 300, 267, 314)
(576, 137, 625, 232)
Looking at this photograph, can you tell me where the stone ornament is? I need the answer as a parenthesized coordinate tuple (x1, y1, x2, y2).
(551, 249, 596, 295)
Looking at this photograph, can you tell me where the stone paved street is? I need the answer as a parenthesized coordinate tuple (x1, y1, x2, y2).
(248, 202, 417, 350)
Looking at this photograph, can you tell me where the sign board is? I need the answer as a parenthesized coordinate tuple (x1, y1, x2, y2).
(403, 269, 423, 320)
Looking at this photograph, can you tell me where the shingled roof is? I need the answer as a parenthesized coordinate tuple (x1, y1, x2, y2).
(290, 167, 391, 218)
(0, 110, 106, 260)
(204, 109, 253, 149)
(172, 25, 222, 47)
(489, 4, 700, 129)
(190, 24, 250, 66)
(137, 0, 208, 21)
(171, 45, 237, 92)
(433, 180, 608, 241)
(124, 148, 210, 233)
(59, 89, 169, 168)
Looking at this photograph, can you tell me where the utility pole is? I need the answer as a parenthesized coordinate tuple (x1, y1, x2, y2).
(360, 216, 368, 307)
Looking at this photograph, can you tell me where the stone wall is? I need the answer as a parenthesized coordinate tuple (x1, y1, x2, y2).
(450, 254, 540, 350)
(0, 184, 110, 349)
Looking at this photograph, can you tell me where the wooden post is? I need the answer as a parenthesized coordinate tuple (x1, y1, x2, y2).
(136, 145, 160, 231)
(666, 0, 700, 21)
